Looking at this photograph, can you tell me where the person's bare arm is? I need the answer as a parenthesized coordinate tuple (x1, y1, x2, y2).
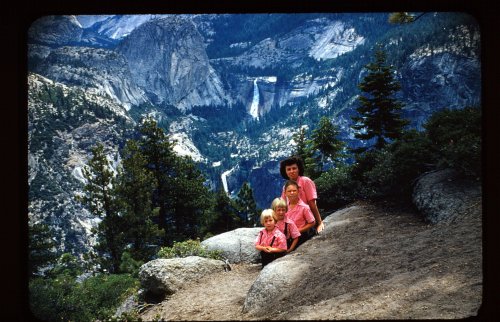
(299, 221, 315, 233)
(287, 237, 299, 253)
(308, 199, 324, 233)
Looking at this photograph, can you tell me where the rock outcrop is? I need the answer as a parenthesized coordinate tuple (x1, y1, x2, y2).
(116, 16, 228, 110)
(201, 228, 262, 263)
(241, 207, 345, 314)
(34, 46, 149, 110)
(412, 169, 481, 224)
(138, 256, 229, 299)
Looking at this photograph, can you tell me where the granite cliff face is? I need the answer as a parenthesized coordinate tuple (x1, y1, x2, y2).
(116, 16, 229, 110)
(34, 46, 150, 110)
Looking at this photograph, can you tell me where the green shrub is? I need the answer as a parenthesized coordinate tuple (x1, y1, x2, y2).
(75, 273, 138, 321)
(424, 106, 481, 178)
(29, 273, 139, 322)
(119, 251, 144, 277)
(315, 164, 361, 211)
(29, 274, 77, 322)
(157, 239, 224, 260)
(365, 130, 435, 200)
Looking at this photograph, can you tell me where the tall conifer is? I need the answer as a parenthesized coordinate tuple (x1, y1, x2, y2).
(351, 46, 409, 152)
(77, 143, 123, 273)
(115, 139, 163, 261)
(136, 117, 176, 243)
(310, 116, 345, 170)
(235, 182, 259, 227)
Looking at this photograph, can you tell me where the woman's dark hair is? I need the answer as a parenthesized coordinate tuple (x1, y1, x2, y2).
(279, 155, 305, 179)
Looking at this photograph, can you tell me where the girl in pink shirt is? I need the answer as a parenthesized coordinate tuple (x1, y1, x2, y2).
(271, 197, 301, 253)
(280, 155, 324, 233)
(255, 209, 287, 267)
(284, 180, 315, 248)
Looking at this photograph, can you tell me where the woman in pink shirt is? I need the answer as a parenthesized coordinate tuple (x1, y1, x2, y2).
(280, 155, 325, 233)
(271, 197, 301, 253)
(283, 180, 315, 248)
(255, 209, 287, 267)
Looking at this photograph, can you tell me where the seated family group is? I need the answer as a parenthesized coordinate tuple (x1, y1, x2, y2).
(255, 155, 325, 267)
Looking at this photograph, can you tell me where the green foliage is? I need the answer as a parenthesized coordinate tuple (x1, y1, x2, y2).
(310, 116, 346, 171)
(119, 251, 144, 277)
(29, 273, 138, 322)
(424, 106, 481, 178)
(315, 164, 361, 210)
(168, 156, 216, 242)
(210, 186, 243, 235)
(115, 139, 164, 262)
(49, 253, 84, 278)
(292, 126, 320, 179)
(76, 143, 124, 273)
(29, 221, 57, 276)
(317, 106, 480, 211)
(157, 239, 224, 260)
(235, 181, 260, 227)
(351, 46, 409, 151)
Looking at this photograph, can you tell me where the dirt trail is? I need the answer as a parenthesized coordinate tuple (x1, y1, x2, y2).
(140, 199, 483, 320)
(140, 263, 262, 321)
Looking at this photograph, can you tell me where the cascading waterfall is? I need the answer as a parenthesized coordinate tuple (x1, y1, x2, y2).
(249, 78, 259, 119)
(221, 167, 234, 194)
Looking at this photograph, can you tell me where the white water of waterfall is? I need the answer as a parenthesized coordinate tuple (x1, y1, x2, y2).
(221, 168, 233, 194)
(249, 78, 259, 119)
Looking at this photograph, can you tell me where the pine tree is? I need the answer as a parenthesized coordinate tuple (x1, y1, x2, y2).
(28, 221, 57, 276)
(168, 155, 215, 242)
(135, 117, 215, 245)
(136, 117, 177, 243)
(115, 139, 163, 262)
(235, 181, 259, 227)
(211, 184, 242, 234)
(292, 126, 319, 178)
(310, 116, 345, 170)
(77, 143, 124, 273)
(351, 46, 409, 152)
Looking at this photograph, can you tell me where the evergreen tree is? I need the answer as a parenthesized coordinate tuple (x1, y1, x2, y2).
(211, 184, 242, 234)
(135, 117, 215, 245)
(77, 143, 123, 273)
(168, 155, 215, 242)
(310, 116, 345, 170)
(136, 117, 177, 243)
(235, 181, 259, 227)
(28, 221, 57, 276)
(351, 46, 409, 152)
(292, 126, 319, 178)
(115, 139, 163, 262)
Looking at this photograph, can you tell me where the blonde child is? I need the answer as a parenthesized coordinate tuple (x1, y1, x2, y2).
(271, 197, 301, 253)
(255, 209, 287, 267)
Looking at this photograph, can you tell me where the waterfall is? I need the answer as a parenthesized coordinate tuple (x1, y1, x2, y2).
(221, 167, 234, 194)
(249, 78, 259, 119)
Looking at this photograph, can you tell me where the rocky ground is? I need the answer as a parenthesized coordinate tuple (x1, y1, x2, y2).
(140, 198, 483, 320)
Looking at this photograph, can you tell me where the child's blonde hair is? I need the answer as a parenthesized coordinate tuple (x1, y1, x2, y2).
(271, 197, 287, 211)
(260, 209, 277, 225)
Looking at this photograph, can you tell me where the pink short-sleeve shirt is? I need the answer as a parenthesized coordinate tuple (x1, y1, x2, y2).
(281, 176, 318, 204)
(255, 227, 288, 250)
(276, 217, 301, 239)
(286, 199, 315, 230)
